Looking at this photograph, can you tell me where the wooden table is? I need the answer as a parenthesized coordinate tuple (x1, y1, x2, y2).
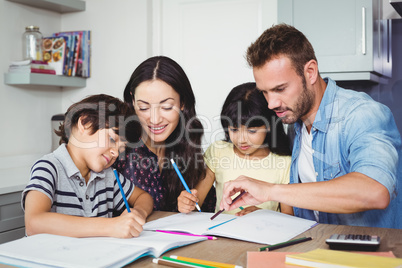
(126, 211, 402, 267)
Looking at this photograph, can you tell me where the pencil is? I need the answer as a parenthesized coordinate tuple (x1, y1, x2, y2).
(113, 169, 131, 213)
(171, 159, 201, 212)
(170, 255, 243, 268)
(162, 256, 217, 268)
(155, 230, 217, 240)
(259, 236, 313, 251)
(153, 258, 205, 268)
(207, 218, 236, 230)
(210, 191, 246, 220)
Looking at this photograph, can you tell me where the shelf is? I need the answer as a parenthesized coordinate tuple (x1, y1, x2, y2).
(4, 73, 86, 88)
(6, 0, 85, 13)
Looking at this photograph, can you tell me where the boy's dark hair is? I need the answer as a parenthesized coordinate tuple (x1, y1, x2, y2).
(55, 94, 141, 144)
(246, 23, 317, 79)
(220, 82, 291, 156)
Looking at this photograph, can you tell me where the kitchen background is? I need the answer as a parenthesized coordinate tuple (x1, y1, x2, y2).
(0, 0, 401, 208)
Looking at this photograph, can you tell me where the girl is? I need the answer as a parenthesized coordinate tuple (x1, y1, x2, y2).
(178, 82, 293, 215)
(114, 56, 216, 212)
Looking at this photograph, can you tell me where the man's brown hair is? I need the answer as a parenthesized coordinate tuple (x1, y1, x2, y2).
(246, 23, 317, 78)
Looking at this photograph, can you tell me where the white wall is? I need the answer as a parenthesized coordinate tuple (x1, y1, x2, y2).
(60, 0, 150, 111)
(0, 0, 150, 188)
(0, 0, 276, 188)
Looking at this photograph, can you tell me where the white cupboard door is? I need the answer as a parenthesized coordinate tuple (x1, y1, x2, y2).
(278, 0, 380, 74)
(154, 0, 276, 148)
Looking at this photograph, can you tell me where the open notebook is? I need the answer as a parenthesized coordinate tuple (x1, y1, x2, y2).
(144, 209, 318, 245)
(0, 231, 206, 268)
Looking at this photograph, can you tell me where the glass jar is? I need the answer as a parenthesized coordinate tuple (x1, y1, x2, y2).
(22, 26, 43, 61)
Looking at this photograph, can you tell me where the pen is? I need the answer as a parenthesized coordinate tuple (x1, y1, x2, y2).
(113, 169, 131, 213)
(259, 236, 313, 251)
(171, 159, 201, 212)
(210, 191, 246, 220)
(170, 255, 243, 268)
(155, 230, 217, 240)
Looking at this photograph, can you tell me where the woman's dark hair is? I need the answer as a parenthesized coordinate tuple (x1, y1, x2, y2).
(55, 94, 139, 144)
(123, 56, 206, 210)
(220, 82, 291, 156)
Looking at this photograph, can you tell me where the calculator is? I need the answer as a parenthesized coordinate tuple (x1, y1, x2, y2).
(325, 234, 380, 251)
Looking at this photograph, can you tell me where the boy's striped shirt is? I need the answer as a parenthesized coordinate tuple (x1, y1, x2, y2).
(22, 144, 134, 217)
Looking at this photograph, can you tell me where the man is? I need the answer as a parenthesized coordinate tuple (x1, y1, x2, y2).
(220, 24, 402, 228)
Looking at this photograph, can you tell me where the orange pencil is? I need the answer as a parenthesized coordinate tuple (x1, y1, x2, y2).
(169, 255, 243, 268)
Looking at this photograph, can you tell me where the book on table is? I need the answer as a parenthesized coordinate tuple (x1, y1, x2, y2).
(247, 251, 397, 268)
(143, 209, 318, 245)
(0, 231, 206, 268)
(285, 248, 402, 268)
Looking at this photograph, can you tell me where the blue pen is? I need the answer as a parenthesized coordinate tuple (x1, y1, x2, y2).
(113, 169, 131, 213)
(170, 159, 201, 212)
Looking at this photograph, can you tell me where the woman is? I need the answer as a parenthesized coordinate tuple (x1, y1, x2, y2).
(114, 56, 216, 212)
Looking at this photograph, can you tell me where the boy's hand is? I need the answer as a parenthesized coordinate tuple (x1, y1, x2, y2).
(178, 189, 199, 213)
(111, 209, 146, 238)
(235, 206, 261, 216)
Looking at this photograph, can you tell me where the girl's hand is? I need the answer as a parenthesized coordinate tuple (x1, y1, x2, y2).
(235, 206, 261, 216)
(110, 209, 146, 238)
(177, 189, 199, 213)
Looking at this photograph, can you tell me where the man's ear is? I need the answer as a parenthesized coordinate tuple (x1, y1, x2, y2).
(304, 59, 319, 85)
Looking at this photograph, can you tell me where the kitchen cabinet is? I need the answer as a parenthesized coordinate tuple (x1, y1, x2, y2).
(278, 0, 392, 82)
(0, 191, 25, 244)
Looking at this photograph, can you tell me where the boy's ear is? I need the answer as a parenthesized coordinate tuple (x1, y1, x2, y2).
(77, 117, 89, 134)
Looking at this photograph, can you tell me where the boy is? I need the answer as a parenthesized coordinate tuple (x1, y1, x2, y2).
(22, 94, 153, 238)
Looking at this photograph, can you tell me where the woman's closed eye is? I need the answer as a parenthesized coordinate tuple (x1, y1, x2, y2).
(138, 106, 149, 111)
(161, 105, 173, 111)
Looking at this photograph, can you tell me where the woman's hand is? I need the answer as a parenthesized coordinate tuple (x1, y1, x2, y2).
(177, 189, 199, 213)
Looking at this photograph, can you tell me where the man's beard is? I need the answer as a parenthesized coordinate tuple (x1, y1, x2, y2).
(281, 78, 315, 124)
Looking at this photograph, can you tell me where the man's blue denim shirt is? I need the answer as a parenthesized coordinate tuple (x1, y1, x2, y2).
(290, 78, 402, 228)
